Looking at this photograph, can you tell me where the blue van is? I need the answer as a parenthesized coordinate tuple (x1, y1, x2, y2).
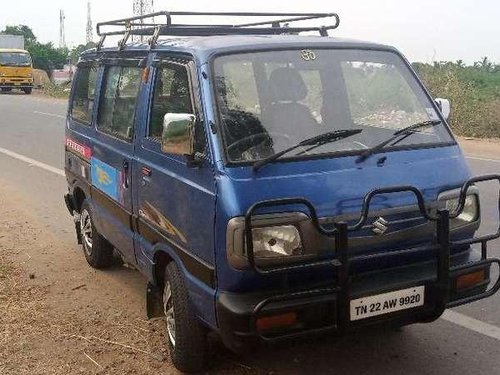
(64, 12, 500, 372)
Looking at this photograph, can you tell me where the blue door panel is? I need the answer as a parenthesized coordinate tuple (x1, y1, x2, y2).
(90, 133, 136, 262)
(134, 141, 216, 264)
(91, 201, 134, 255)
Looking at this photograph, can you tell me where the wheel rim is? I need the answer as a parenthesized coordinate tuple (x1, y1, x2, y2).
(80, 209, 93, 256)
(163, 281, 176, 347)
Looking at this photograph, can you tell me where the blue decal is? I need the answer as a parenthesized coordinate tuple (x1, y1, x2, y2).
(91, 157, 120, 201)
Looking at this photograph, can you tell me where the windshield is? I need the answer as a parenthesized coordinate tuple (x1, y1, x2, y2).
(214, 49, 453, 163)
(0, 52, 32, 67)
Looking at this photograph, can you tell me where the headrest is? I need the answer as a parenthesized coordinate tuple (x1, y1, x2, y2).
(268, 67, 307, 102)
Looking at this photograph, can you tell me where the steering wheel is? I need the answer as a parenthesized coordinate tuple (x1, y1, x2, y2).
(227, 132, 291, 154)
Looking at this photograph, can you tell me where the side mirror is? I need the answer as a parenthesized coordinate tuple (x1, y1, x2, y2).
(162, 113, 196, 156)
(435, 98, 451, 121)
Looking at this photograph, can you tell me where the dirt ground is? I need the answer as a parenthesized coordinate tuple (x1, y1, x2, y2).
(0, 186, 251, 375)
(457, 137, 500, 159)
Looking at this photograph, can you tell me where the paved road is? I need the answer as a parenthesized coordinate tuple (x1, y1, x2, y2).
(1, 92, 499, 374)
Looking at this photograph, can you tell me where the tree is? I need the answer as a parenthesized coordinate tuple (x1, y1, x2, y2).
(1, 25, 37, 45)
(474, 57, 493, 72)
(1, 25, 69, 73)
(69, 42, 97, 64)
(27, 42, 68, 73)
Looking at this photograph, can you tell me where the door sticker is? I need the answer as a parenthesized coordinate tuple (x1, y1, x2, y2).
(91, 157, 120, 201)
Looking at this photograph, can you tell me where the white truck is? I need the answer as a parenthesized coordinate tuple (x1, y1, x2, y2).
(0, 35, 25, 49)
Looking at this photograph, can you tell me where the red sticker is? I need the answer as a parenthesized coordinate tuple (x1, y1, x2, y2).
(66, 137, 92, 160)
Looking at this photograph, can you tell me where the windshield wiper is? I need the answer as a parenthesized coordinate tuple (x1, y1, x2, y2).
(253, 128, 363, 172)
(356, 120, 442, 163)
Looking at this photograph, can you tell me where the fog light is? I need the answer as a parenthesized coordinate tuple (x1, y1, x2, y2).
(456, 270, 486, 290)
(256, 312, 297, 332)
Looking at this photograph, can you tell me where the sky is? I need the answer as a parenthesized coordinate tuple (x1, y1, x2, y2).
(1, 0, 499, 64)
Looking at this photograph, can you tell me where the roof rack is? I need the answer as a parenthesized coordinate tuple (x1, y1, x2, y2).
(95, 11, 340, 50)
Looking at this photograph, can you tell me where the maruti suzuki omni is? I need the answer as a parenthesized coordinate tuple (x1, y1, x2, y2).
(63, 12, 500, 373)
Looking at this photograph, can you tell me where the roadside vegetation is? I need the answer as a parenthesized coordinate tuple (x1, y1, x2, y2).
(413, 59, 500, 138)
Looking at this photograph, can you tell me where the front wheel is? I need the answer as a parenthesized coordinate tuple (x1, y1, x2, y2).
(23, 87, 32, 95)
(80, 200, 114, 269)
(164, 262, 208, 373)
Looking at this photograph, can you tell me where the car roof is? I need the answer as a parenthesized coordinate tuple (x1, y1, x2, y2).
(82, 34, 396, 60)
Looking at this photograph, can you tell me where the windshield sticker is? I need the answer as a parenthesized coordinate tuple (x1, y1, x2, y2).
(91, 158, 120, 202)
(300, 49, 316, 61)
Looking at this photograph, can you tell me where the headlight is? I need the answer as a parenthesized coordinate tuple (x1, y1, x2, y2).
(251, 225, 303, 258)
(226, 213, 312, 269)
(27, 73, 33, 78)
(444, 195, 479, 224)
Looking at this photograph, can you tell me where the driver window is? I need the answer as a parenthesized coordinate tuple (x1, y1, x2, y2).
(149, 64, 194, 140)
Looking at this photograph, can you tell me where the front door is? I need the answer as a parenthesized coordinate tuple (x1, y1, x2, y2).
(132, 58, 217, 279)
(91, 61, 144, 263)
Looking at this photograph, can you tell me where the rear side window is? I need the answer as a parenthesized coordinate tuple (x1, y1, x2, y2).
(97, 66, 142, 141)
(149, 64, 193, 138)
(71, 65, 98, 125)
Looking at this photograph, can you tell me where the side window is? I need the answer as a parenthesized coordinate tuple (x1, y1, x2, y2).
(149, 64, 194, 139)
(70, 65, 98, 125)
(97, 65, 142, 141)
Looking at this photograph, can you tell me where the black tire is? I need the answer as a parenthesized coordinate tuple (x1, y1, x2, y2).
(164, 262, 208, 373)
(23, 88, 33, 95)
(1, 88, 12, 92)
(80, 200, 114, 269)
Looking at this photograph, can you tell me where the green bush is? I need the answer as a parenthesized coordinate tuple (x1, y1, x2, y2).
(413, 61, 500, 138)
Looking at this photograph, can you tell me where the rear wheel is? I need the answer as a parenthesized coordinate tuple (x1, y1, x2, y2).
(1, 88, 12, 92)
(164, 262, 208, 373)
(80, 200, 114, 269)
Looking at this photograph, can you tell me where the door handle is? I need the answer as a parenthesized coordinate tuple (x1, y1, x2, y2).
(141, 166, 152, 186)
(122, 160, 130, 189)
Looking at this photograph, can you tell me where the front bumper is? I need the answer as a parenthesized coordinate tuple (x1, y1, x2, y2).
(217, 248, 497, 350)
(217, 175, 500, 350)
(0, 78, 33, 88)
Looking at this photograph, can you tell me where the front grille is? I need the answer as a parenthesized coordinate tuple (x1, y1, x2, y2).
(320, 205, 435, 255)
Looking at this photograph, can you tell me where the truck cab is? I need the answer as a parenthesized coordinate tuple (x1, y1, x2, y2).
(0, 48, 34, 94)
(63, 12, 500, 373)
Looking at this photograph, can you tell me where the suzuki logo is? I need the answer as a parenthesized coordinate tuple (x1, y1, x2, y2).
(372, 217, 389, 235)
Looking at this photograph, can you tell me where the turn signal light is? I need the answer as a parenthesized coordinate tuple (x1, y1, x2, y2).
(456, 270, 486, 290)
(142, 67, 150, 83)
(256, 312, 297, 332)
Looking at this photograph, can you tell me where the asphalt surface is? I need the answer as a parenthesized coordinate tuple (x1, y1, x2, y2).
(1, 92, 499, 374)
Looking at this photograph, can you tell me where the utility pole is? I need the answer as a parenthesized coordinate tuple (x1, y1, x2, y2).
(86, 1, 94, 44)
(59, 10, 66, 49)
(133, 0, 154, 42)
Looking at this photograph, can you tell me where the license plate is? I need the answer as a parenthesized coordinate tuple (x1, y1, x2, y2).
(350, 286, 425, 321)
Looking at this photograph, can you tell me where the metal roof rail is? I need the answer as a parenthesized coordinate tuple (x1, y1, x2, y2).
(95, 11, 340, 50)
